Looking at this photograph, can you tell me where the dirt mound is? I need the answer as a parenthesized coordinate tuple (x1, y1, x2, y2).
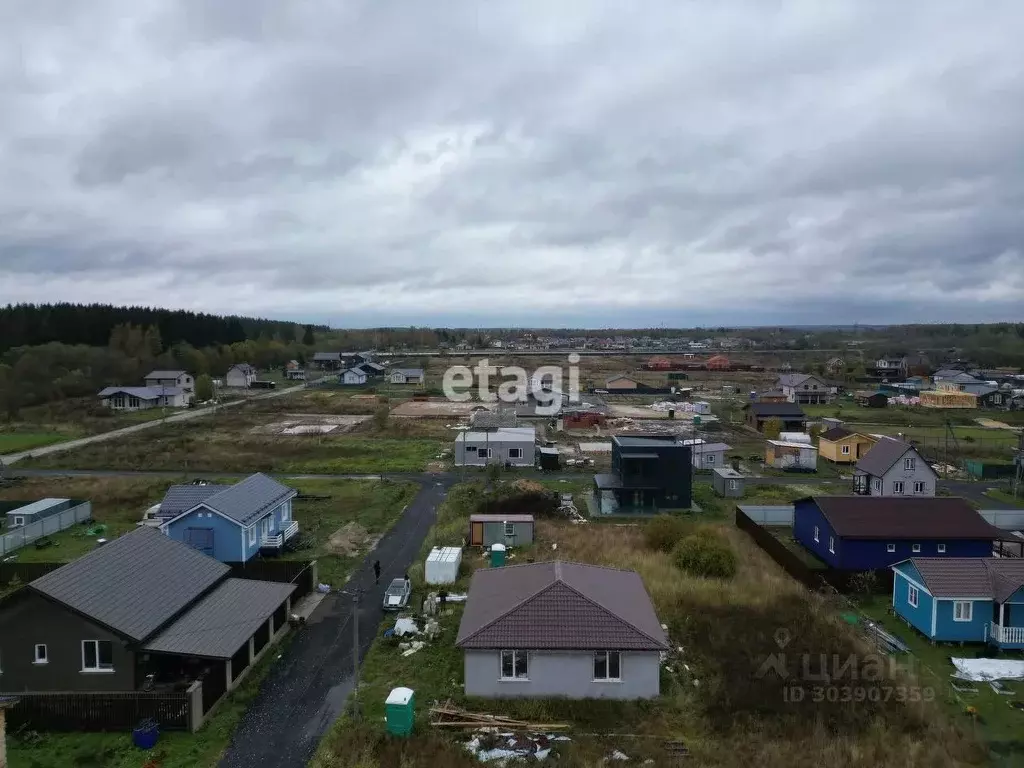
(327, 522, 371, 556)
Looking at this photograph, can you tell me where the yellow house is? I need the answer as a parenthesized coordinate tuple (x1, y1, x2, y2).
(818, 427, 878, 463)
(919, 390, 977, 409)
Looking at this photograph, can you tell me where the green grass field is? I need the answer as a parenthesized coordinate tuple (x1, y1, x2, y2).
(0, 431, 74, 453)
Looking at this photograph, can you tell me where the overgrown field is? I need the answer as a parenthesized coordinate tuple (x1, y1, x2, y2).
(312, 481, 986, 768)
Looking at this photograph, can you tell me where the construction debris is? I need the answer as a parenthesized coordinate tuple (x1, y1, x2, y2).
(394, 617, 419, 637)
(431, 700, 569, 730)
(464, 731, 570, 764)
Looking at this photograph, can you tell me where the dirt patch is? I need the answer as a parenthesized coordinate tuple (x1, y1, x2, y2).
(975, 418, 1021, 431)
(250, 414, 371, 435)
(391, 399, 494, 417)
(425, 460, 448, 472)
(327, 521, 378, 556)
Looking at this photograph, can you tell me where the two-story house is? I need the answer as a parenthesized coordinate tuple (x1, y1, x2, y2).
(144, 370, 194, 394)
(776, 373, 833, 405)
(853, 437, 936, 496)
(156, 474, 298, 562)
(98, 370, 194, 412)
(592, 436, 692, 515)
(225, 364, 257, 388)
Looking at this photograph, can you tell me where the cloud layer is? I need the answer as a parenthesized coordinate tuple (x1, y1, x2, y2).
(2, 1, 1023, 326)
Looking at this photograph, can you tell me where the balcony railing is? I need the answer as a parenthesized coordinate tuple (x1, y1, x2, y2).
(260, 520, 299, 549)
(990, 622, 1024, 645)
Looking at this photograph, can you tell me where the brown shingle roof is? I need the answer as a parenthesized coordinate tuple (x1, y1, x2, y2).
(855, 437, 934, 478)
(807, 496, 999, 540)
(906, 558, 1024, 601)
(820, 427, 854, 441)
(455, 561, 668, 651)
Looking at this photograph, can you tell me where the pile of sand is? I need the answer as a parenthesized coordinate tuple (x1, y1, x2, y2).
(327, 522, 371, 556)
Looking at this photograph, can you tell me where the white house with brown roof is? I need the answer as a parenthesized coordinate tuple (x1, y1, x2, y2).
(455, 561, 668, 699)
(853, 437, 936, 497)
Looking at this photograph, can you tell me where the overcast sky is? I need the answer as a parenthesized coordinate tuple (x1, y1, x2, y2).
(1, 1, 1023, 328)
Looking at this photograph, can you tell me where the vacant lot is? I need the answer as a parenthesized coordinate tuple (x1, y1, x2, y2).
(0, 430, 75, 454)
(312, 481, 986, 768)
(804, 403, 1024, 428)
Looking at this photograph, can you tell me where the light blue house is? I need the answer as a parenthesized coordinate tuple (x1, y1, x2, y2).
(892, 558, 1024, 649)
(157, 474, 298, 563)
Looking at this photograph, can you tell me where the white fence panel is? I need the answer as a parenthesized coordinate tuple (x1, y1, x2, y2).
(1, 502, 93, 556)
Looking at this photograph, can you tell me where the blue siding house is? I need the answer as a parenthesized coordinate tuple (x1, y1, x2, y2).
(792, 496, 997, 570)
(892, 558, 1024, 648)
(157, 474, 298, 563)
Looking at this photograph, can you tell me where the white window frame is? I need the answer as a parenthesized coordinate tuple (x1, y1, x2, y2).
(913, 481, 925, 494)
(248, 525, 257, 546)
(478, 448, 492, 459)
(912, 543, 921, 553)
(507, 448, 523, 460)
(886, 543, 896, 553)
(813, 526, 819, 543)
(828, 536, 835, 554)
(281, 501, 290, 522)
(892, 481, 904, 495)
(841, 445, 850, 455)
(873, 478, 881, 492)
(728, 480, 738, 491)
(953, 601, 973, 622)
(593, 651, 622, 682)
(937, 543, 946, 553)
(908, 585, 919, 608)
(705, 454, 716, 464)
(499, 650, 529, 681)
(81, 640, 114, 673)
(12, 516, 24, 527)
(904, 457, 916, 471)
(504, 521, 516, 537)
(33, 644, 48, 665)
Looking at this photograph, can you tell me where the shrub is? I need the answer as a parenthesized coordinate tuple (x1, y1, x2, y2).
(673, 528, 737, 578)
(644, 514, 691, 553)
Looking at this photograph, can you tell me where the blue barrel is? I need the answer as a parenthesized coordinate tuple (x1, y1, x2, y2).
(132, 719, 159, 750)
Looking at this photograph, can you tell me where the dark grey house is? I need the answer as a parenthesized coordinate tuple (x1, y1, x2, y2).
(743, 402, 807, 433)
(592, 435, 692, 515)
(456, 561, 668, 699)
(712, 467, 746, 498)
(0, 528, 294, 702)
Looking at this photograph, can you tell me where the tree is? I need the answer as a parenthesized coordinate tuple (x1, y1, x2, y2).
(763, 417, 782, 440)
(303, 325, 316, 346)
(195, 374, 214, 402)
(373, 405, 390, 431)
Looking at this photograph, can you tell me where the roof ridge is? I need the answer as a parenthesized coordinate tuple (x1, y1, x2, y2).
(553, 575, 668, 650)
(457, 566, 558, 646)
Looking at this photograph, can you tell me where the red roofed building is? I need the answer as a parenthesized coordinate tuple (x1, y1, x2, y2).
(706, 355, 731, 370)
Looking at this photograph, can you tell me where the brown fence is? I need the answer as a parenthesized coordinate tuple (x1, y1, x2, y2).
(735, 507, 892, 594)
(4, 690, 192, 731)
(229, 559, 316, 600)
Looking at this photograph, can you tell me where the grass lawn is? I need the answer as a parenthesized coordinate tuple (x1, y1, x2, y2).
(856, 596, 1024, 765)
(764, 525, 829, 570)
(7, 635, 292, 768)
(311, 481, 988, 768)
(983, 489, 1024, 509)
(0, 431, 76, 453)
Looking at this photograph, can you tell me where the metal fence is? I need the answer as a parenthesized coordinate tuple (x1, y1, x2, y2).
(3, 687, 197, 732)
(0, 502, 92, 557)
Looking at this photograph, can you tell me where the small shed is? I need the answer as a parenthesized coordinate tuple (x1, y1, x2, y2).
(425, 547, 462, 585)
(821, 417, 844, 432)
(469, 514, 534, 547)
(385, 687, 415, 737)
(537, 446, 560, 470)
(765, 440, 818, 471)
(4, 498, 72, 528)
(712, 467, 746, 498)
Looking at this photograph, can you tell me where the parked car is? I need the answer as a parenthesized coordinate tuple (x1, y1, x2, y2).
(383, 578, 411, 611)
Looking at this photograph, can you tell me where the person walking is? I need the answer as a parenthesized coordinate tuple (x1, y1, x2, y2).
(373, 560, 381, 584)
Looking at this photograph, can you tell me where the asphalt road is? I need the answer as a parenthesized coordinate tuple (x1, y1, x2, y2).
(0, 384, 307, 466)
(218, 477, 450, 768)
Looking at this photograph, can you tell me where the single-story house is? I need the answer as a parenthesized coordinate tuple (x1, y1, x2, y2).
(356, 361, 386, 378)
(793, 496, 998, 570)
(765, 440, 818, 470)
(818, 428, 878, 464)
(756, 390, 789, 403)
(0, 527, 294, 700)
(892, 558, 1024, 648)
(685, 440, 732, 469)
(743, 402, 807, 433)
(389, 368, 424, 385)
(854, 391, 889, 408)
(455, 561, 669, 699)
(225, 364, 257, 388)
(157, 474, 298, 563)
(853, 437, 936, 497)
(604, 375, 640, 392)
(340, 368, 368, 385)
(144, 370, 194, 392)
(712, 467, 745, 498)
(285, 368, 306, 380)
(468, 514, 535, 547)
(454, 427, 536, 467)
(312, 352, 344, 370)
(98, 386, 190, 411)
(777, 373, 833, 405)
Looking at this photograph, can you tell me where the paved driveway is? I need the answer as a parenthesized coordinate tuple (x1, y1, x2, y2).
(218, 478, 449, 768)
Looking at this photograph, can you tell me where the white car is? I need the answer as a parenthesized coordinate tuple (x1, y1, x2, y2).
(383, 578, 411, 611)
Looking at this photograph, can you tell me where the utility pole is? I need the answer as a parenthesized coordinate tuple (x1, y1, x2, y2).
(1013, 430, 1023, 499)
(349, 588, 361, 720)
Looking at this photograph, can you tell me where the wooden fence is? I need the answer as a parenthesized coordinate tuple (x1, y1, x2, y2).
(4, 689, 194, 732)
(734, 507, 893, 594)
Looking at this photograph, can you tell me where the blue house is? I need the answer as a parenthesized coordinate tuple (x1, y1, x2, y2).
(157, 474, 298, 563)
(892, 558, 1024, 648)
(792, 496, 997, 570)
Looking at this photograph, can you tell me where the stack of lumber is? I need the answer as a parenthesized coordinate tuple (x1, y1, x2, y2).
(429, 699, 568, 729)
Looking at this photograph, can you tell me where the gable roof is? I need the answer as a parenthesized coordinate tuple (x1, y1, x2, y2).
(855, 436, 933, 478)
(903, 558, 1024, 601)
(392, 368, 424, 377)
(456, 561, 668, 651)
(744, 402, 807, 418)
(30, 527, 229, 642)
(143, 578, 295, 658)
(820, 427, 854, 441)
(341, 367, 367, 377)
(804, 496, 999, 540)
(98, 386, 182, 399)
(605, 375, 639, 386)
(227, 363, 255, 374)
(199, 473, 296, 526)
(159, 484, 230, 518)
(777, 373, 825, 388)
(145, 370, 187, 379)
(313, 352, 342, 361)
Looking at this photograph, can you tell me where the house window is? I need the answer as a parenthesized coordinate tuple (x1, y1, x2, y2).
(508, 448, 523, 459)
(33, 644, 48, 664)
(728, 480, 738, 491)
(953, 601, 973, 622)
(12, 516, 24, 527)
(892, 481, 904, 495)
(465, 446, 478, 453)
(500, 650, 528, 680)
(904, 457, 916, 471)
(907, 585, 919, 608)
(248, 525, 257, 546)
(593, 651, 622, 681)
(912, 543, 921, 553)
(872, 479, 881, 492)
(81, 640, 113, 672)
(813, 526, 819, 543)
(828, 536, 835, 554)
(281, 502, 290, 522)
(886, 544, 896, 553)
(913, 481, 925, 494)
(937, 543, 946, 553)
(841, 445, 850, 455)
(705, 454, 715, 464)
(504, 521, 516, 537)
(479, 449, 492, 459)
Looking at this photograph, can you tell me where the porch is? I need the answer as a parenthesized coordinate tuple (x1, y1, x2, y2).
(590, 474, 663, 516)
(989, 623, 1024, 649)
(261, 520, 299, 549)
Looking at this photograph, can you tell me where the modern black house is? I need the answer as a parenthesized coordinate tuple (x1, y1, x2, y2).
(592, 436, 692, 515)
(743, 402, 807, 433)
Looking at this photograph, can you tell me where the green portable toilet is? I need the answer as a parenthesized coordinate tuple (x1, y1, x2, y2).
(385, 687, 415, 737)
(693, 415, 702, 427)
(490, 543, 507, 567)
